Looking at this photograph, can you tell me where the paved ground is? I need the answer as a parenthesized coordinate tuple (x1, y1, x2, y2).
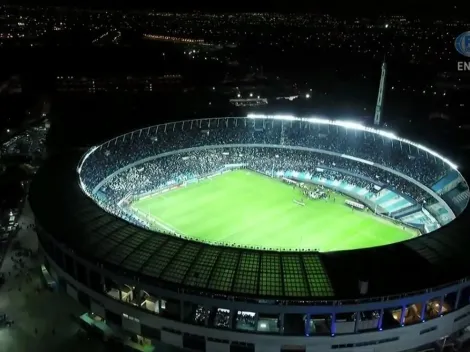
(0, 200, 106, 352)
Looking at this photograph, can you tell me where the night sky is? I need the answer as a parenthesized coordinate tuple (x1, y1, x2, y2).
(3, 0, 466, 17)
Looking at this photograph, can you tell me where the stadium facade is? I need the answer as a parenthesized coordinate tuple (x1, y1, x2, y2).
(30, 115, 470, 352)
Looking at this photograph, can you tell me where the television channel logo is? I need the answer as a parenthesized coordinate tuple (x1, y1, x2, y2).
(456, 32, 470, 71)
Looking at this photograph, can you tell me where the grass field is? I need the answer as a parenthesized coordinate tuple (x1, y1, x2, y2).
(131, 170, 416, 252)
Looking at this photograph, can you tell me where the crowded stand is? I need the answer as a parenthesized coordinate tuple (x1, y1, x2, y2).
(79, 117, 452, 193)
(98, 147, 427, 205)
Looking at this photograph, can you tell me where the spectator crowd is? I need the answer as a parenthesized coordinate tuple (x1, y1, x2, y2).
(101, 148, 428, 202)
(78, 118, 452, 222)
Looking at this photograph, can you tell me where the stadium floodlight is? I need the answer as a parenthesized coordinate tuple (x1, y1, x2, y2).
(247, 114, 297, 121)
(246, 113, 458, 170)
(378, 131, 397, 139)
(304, 118, 329, 124)
(339, 121, 364, 129)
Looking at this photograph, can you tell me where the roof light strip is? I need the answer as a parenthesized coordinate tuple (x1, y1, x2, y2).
(247, 114, 458, 170)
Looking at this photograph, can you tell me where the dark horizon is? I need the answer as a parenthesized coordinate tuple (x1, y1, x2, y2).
(1, 1, 467, 17)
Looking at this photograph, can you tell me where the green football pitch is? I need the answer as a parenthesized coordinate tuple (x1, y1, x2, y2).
(131, 170, 416, 252)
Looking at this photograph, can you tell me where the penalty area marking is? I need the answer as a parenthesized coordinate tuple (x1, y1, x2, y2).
(131, 206, 187, 237)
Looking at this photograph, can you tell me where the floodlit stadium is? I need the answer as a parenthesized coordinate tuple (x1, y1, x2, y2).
(30, 115, 470, 352)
